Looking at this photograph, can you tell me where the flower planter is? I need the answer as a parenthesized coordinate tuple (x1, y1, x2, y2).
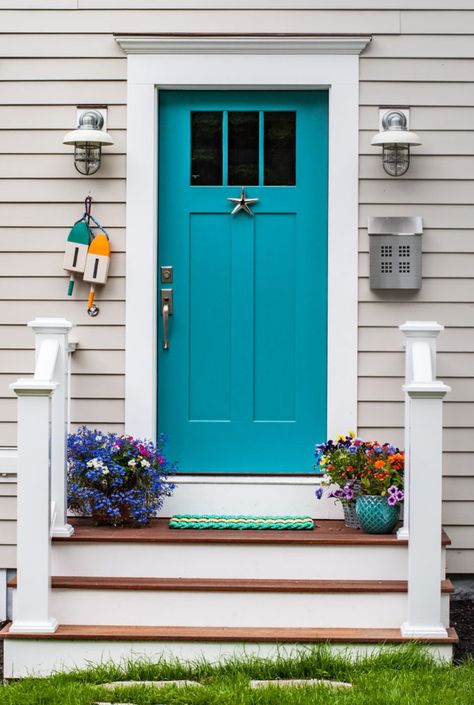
(342, 502, 361, 529)
(355, 495, 400, 534)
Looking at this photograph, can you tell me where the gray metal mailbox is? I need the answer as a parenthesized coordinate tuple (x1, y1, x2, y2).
(368, 216, 422, 290)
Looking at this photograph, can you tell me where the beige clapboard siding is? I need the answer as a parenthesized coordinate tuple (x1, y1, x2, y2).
(0, 373, 125, 399)
(360, 352, 474, 378)
(443, 477, 474, 501)
(4, 1, 472, 8)
(360, 106, 474, 131)
(361, 83, 474, 107)
(360, 180, 474, 205)
(442, 454, 474, 478)
(359, 327, 474, 353)
(0, 9, 401, 33)
(0, 58, 126, 81)
(443, 527, 474, 550)
(359, 401, 474, 428)
(0, 228, 125, 252)
(360, 131, 474, 155)
(360, 303, 474, 328)
(0, 495, 16, 520)
(0, 521, 16, 546)
(359, 378, 474, 404)
(359, 253, 474, 278)
(2, 398, 122, 422)
(0, 252, 124, 277)
(0, 105, 126, 130)
(0, 203, 125, 227)
(359, 279, 474, 303)
(401, 10, 474, 34)
(364, 34, 474, 58)
(0, 276, 124, 300)
(0, 34, 123, 58)
(0, 83, 126, 106)
(359, 205, 474, 230)
(0, 179, 125, 203)
(0, 300, 124, 325)
(359, 429, 474, 454)
(0, 155, 126, 179)
(358, 229, 474, 254)
(360, 156, 474, 180)
(0, 130, 125, 153)
(360, 58, 474, 82)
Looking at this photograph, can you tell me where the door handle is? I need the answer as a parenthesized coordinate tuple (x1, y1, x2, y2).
(161, 289, 173, 350)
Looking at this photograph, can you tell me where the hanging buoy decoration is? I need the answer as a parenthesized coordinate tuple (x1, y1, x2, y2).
(83, 230, 111, 317)
(63, 219, 91, 295)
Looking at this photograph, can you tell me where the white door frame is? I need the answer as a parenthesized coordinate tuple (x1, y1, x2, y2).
(117, 35, 369, 473)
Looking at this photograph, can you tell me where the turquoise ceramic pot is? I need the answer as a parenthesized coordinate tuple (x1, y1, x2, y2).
(355, 495, 400, 534)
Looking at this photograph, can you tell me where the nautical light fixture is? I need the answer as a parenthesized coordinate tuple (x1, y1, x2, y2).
(63, 109, 114, 175)
(371, 109, 421, 177)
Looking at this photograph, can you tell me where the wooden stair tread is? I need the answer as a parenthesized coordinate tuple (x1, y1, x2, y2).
(55, 518, 451, 546)
(1, 623, 458, 644)
(6, 576, 455, 593)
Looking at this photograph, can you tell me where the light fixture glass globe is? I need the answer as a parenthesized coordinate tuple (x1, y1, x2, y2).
(382, 143, 410, 177)
(74, 143, 102, 175)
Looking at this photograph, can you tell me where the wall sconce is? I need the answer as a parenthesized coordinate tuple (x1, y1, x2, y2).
(371, 109, 421, 177)
(63, 109, 114, 175)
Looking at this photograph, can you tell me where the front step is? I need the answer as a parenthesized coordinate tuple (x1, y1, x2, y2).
(1, 624, 459, 677)
(52, 519, 450, 581)
(9, 577, 454, 629)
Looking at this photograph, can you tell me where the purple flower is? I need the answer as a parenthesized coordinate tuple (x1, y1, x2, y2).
(387, 494, 397, 506)
(388, 485, 398, 496)
(395, 490, 404, 502)
(343, 486, 354, 500)
(315, 487, 323, 500)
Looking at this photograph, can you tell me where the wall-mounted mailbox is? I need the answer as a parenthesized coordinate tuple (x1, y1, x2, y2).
(368, 216, 422, 290)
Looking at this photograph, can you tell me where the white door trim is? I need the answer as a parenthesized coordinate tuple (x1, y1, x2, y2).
(119, 35, 367, 462)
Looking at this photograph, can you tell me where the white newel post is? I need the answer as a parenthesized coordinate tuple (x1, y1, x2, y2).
(29, 318, 74, 537)
(399, 321, 450, 638)
(9, 380, 58, 634)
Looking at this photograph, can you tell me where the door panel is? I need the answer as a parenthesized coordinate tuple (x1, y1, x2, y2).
(158, 91, 328, 474)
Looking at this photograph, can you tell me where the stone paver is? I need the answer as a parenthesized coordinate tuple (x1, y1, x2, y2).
(250, 678, 352, 689)
(100, 679, 201, 689)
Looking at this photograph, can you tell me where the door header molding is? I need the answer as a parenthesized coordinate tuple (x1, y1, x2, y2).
(115, 34, 371, 55)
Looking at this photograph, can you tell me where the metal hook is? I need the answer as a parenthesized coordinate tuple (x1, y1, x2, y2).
(84, 195, 92, 226)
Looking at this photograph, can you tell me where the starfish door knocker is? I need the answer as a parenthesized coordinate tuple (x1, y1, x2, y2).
(227, 186, 259, 216)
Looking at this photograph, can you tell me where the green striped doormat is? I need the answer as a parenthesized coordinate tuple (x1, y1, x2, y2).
(169, 515, 315, 530)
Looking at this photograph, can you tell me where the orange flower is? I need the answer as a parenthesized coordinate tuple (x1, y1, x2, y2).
(374, 460, 385, 469)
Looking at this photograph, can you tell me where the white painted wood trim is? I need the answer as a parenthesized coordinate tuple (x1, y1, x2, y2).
(122, 36, 362, 450)
(116, 35, 372, 56)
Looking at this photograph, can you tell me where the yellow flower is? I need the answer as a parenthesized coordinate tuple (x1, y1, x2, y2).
(336, 434, 345, 442)
(320, 455, 328, 465)
(348, 430, 356, 438)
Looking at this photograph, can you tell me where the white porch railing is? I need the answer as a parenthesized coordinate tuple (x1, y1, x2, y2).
(399, 321, 450, 638)
(9, 318, 73, 634)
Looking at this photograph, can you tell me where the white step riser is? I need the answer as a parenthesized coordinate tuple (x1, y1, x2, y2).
(52, 543, 419, 581)
(24, 590, 450, 630)
(157, 478, 341, 518)
(4, 639, 454, 679)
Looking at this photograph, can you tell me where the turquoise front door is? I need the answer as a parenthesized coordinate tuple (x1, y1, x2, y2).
(158, 91, 328, 474)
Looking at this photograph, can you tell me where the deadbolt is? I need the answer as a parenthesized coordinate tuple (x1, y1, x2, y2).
(160, 265, 173, 284)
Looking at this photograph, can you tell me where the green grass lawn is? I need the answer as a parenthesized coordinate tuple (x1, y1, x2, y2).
(1, 645, 473, 705)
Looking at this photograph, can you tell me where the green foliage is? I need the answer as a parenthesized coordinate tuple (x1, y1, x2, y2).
(1, 646, 473, 705)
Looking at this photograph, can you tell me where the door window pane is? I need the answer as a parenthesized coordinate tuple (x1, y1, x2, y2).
(264, 112, 296, 185)
(228, 111, 259, 185)
(191, 112, 222, 185)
